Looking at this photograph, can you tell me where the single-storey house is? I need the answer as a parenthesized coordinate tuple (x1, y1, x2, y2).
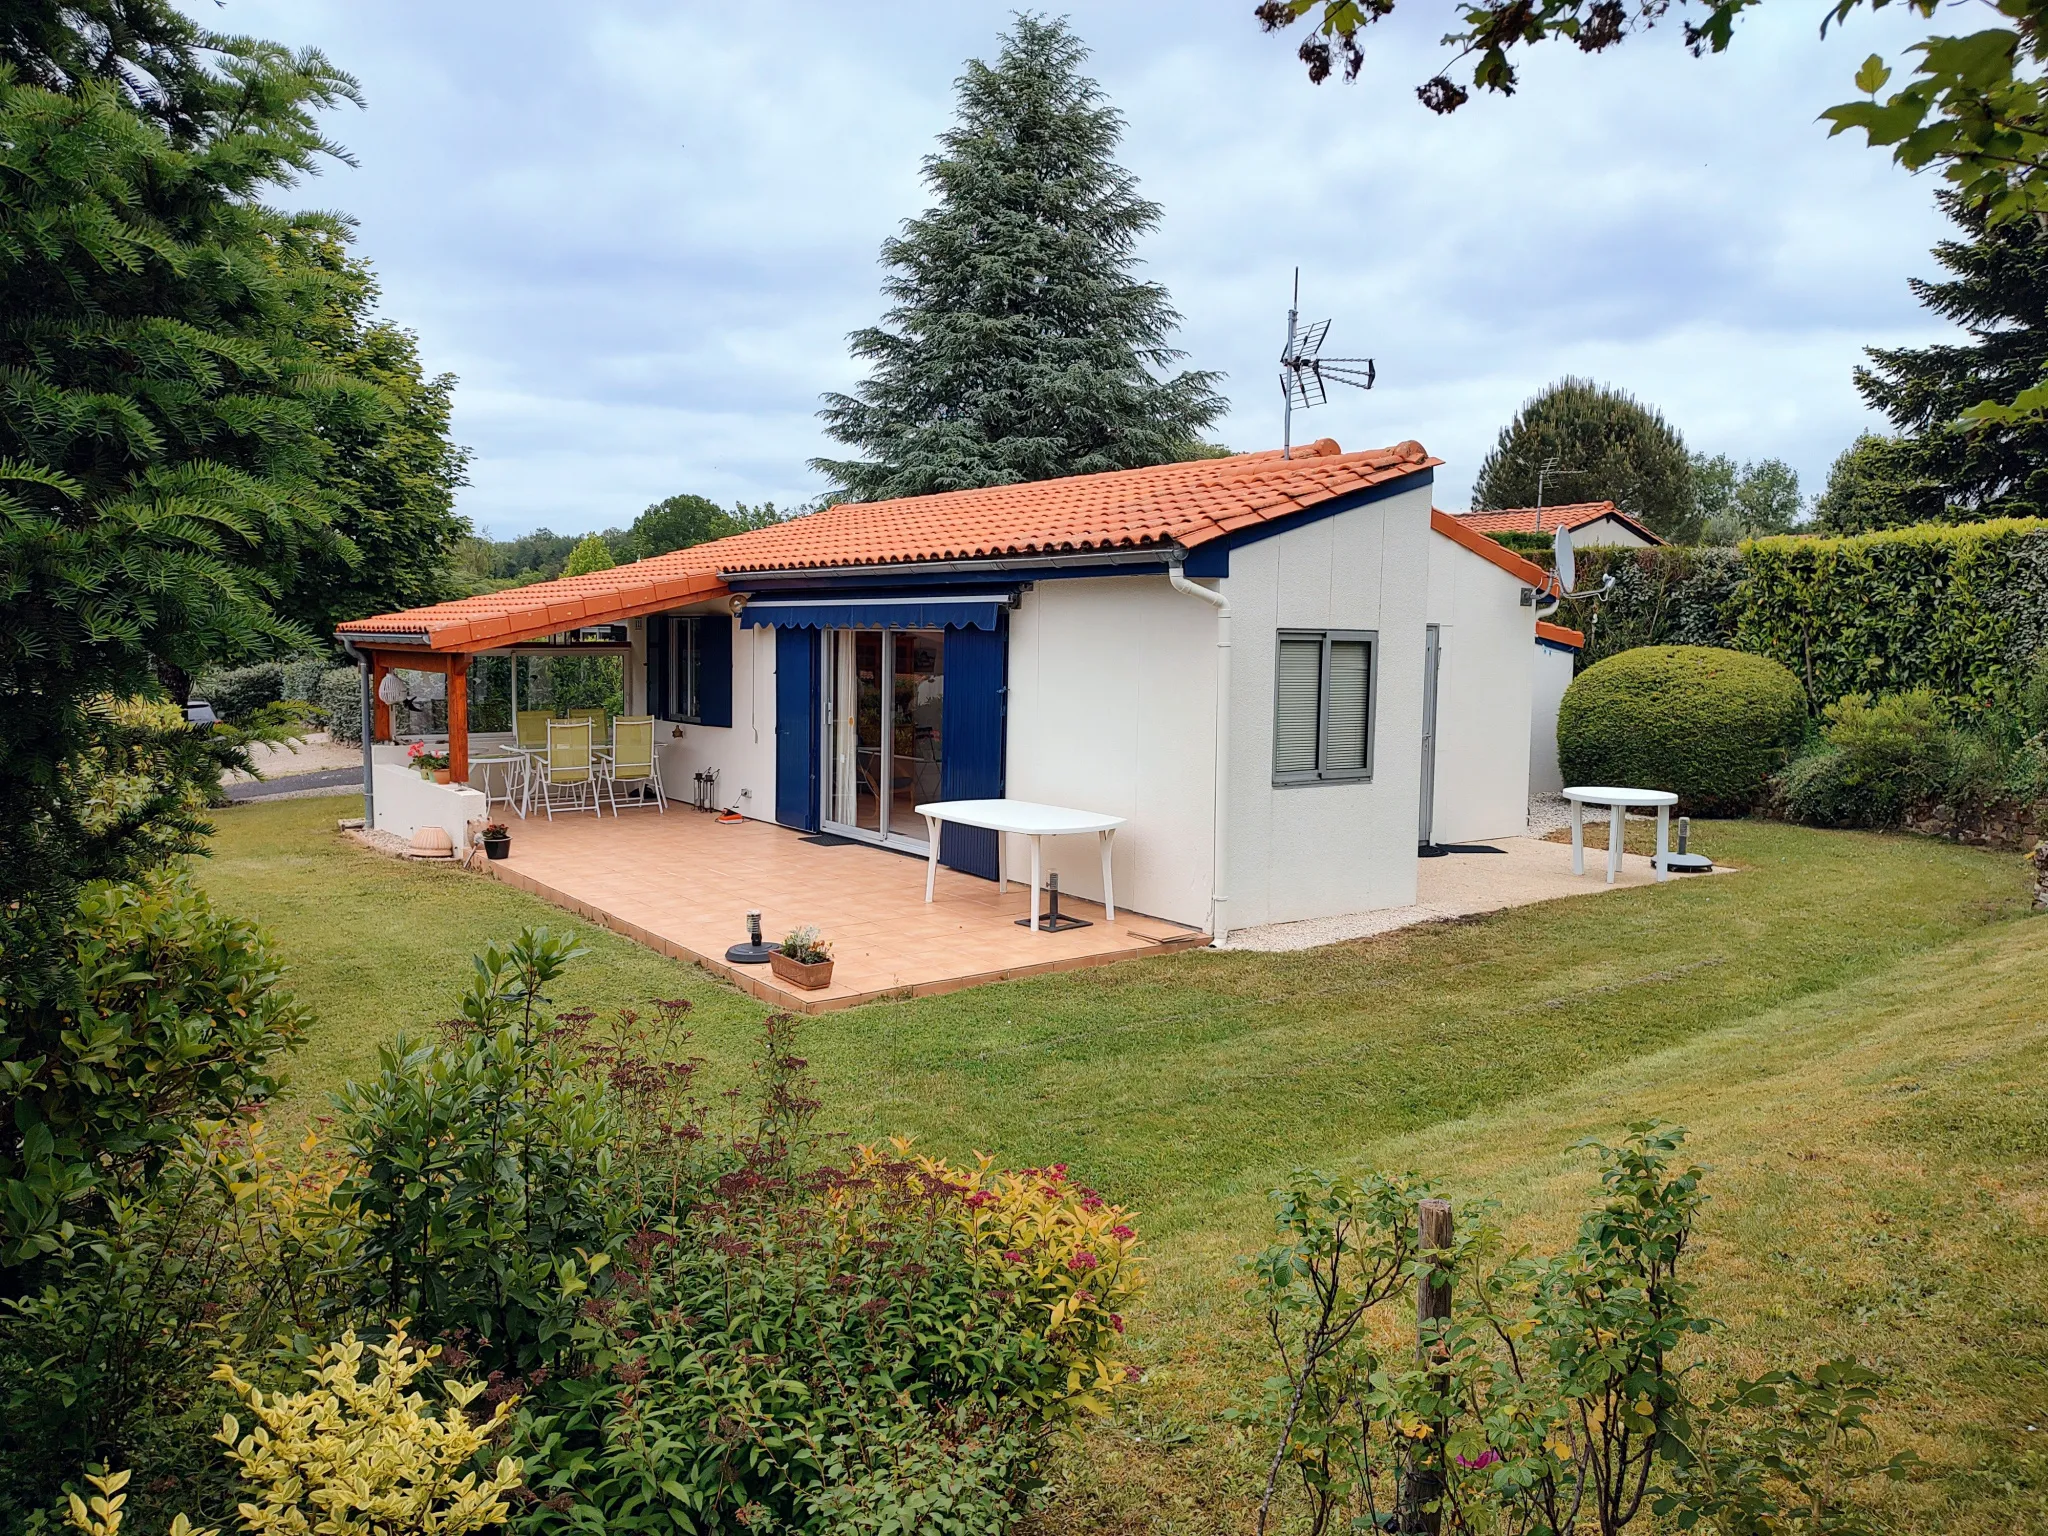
(338, 438, 1567, 943)
(1452, 501, 1663, 549)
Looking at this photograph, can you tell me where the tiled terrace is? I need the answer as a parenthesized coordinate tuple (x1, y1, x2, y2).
(484, 808, 1207, 1012)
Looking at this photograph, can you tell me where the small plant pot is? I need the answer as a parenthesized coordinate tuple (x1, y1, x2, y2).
(417, 766, 435, 780)
(770, 950, 834, 991)
(482, 837, 510, 861)
(433, 768, 453, 785)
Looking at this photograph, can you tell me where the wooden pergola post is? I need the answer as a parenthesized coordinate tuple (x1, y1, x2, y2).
(369, 655, 392, 743)
(445, 653, 469, 783)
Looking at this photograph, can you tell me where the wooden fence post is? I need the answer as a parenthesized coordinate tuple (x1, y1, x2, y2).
(1405, 1197, 1454, 1535)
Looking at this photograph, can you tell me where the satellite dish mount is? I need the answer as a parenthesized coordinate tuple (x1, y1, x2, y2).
(1551, 524, 1617, 603)
(1279, 268, 1375, 459)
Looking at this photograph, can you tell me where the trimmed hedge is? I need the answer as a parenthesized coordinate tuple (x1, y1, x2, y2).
(1737, 518, 2048, 706)
(1548, 520, 2048, 708)
(317, 667, 362, 744)
(1558, 645, 1807, 814)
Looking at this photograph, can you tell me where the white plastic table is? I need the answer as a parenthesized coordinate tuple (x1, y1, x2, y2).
(916, 798, 1125, 931)
(1563, 786, 1679, 884)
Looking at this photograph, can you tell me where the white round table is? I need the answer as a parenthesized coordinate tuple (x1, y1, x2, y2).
(1562, 786, 1679, 885)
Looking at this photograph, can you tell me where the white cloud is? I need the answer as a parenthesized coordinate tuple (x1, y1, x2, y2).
(196, 0, 1959, 531)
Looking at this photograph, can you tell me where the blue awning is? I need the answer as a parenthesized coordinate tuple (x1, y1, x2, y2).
(738, 596, 1004, 631)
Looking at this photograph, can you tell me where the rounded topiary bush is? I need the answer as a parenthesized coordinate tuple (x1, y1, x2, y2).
(1557, 645, 1806, 814)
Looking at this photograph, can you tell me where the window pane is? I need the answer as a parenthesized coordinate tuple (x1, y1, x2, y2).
(1325, 640, 1370, 773)
(684, 619, 703, 719)
(1275, 637, 1322, 775)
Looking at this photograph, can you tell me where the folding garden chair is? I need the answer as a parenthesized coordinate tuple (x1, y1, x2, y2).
(599, 715, 664, 813)
(538, 717, 598, 819)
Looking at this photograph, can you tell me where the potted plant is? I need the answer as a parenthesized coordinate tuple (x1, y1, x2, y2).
(408, 743, 452, 783)
(769, 925, 834, 991)
(479, 822, 511, 860)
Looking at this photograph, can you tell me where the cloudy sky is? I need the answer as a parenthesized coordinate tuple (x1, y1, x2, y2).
(193, 0, 1953, 535)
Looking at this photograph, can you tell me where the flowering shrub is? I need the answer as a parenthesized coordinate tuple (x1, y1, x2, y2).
(214, 1327, 521, 1535)
(852, 1141, 1143, 1417)
(511, 1106, 1143, 1534)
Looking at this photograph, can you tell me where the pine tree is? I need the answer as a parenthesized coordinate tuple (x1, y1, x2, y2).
(814, 15, 1224, 501)
(1471, 377, 1700, 542)
(1850, 193, 2048, 526)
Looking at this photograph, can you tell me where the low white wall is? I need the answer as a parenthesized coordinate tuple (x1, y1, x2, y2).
(1424, 531, 1538, 843)
(1006, 575, 1220, 929)
(1223, 481, 1434, 929)
(1530, 640, 1575, 800)
(371, 762, 487, 847)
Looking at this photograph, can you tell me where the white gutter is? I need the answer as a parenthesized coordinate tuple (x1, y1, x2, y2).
(1168, 561, 1232, 945)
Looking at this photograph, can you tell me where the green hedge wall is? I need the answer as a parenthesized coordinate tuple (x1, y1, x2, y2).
(1546, 519, 2048, 708)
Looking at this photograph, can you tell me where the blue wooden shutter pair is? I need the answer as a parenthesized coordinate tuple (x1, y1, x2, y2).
(774, 626, 820, 830)
(938, 620, 1006, 879)
(697, 613, 732, 728)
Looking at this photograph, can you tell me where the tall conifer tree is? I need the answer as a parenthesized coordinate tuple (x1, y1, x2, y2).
(1847, 193, 2048, 527)
(814, 15, 1224, 501)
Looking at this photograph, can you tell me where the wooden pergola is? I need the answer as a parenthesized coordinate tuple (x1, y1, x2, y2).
(337, 567, 730, 783)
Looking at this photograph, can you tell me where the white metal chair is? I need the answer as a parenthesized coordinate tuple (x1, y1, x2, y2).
(598, 715, 664, 814)
(538, 717, 598, 819)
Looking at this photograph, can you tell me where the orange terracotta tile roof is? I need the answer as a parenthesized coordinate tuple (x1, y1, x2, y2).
(1536, 619, 1585, 648)
(1450, 502, 1663, 545)
(1429, 509, 1554, 591)
(338, 438, 1439, 651)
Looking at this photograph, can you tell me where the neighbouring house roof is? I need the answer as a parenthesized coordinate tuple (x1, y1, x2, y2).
(337, 437, 1440, 652)
(1536, 620, 1585, 649)
(1429, 509, 1554, 590)
(1451, 502, 1664, 546)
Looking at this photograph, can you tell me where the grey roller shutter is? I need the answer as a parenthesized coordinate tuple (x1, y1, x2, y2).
(1325, 639, 1371, 773)
(1275, 637, 1323, 776)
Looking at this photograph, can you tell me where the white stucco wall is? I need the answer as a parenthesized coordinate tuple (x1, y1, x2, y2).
(1530, 639, 1576, 800)
(1005, 574, 1220, 930)
(1423, 532, 1539, 843)
(369, 753, 487, 847)
(651, 612, 776, 817)
(1222, 481, 1434, 929)
(1573, 516, 1656, 548)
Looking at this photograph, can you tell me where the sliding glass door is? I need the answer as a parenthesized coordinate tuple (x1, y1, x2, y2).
(823, 628, 945, 850)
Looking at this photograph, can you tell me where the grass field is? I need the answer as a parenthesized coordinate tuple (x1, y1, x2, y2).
(196, 798, 2045, 1533)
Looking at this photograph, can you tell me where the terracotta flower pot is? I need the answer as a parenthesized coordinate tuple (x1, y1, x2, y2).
(434, 768, 453, 785)
(770, 950, 834, 991)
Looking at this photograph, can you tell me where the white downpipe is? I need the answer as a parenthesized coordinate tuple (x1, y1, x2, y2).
(1169, 562, 1231, 945)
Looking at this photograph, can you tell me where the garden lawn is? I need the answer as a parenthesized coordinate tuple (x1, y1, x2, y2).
(196, 798, 2041, 1534)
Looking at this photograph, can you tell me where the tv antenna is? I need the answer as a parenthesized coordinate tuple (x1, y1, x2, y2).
(1279, 267, 1375, 458)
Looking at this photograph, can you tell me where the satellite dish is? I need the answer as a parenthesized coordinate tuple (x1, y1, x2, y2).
(1552, 524, 1576, 595)
(377, 672, 410, 706)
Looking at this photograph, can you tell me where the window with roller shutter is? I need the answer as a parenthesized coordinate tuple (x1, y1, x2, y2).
(1272, 630, 1377, 785)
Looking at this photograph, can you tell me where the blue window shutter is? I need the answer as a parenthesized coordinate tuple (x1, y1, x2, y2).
(698, 612, 732, 728)
(648, 616, 669, 720)
(938, 619, 1006, 879)
(774, 626, 820, 831)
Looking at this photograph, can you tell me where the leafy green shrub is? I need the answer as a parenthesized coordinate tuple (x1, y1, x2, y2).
(1248, 1124, 1910, 1536)
(317, 667, 363, 743)
(0, 1119, 355, 1532)
(333, 931, 629, 1376)
(1779, 688, 2048, 829)
(1557, 645, 1806, 814)
(189, 664, 285, 724)
(0, 876, 308, 1267)
(278, 655, 330, 703)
